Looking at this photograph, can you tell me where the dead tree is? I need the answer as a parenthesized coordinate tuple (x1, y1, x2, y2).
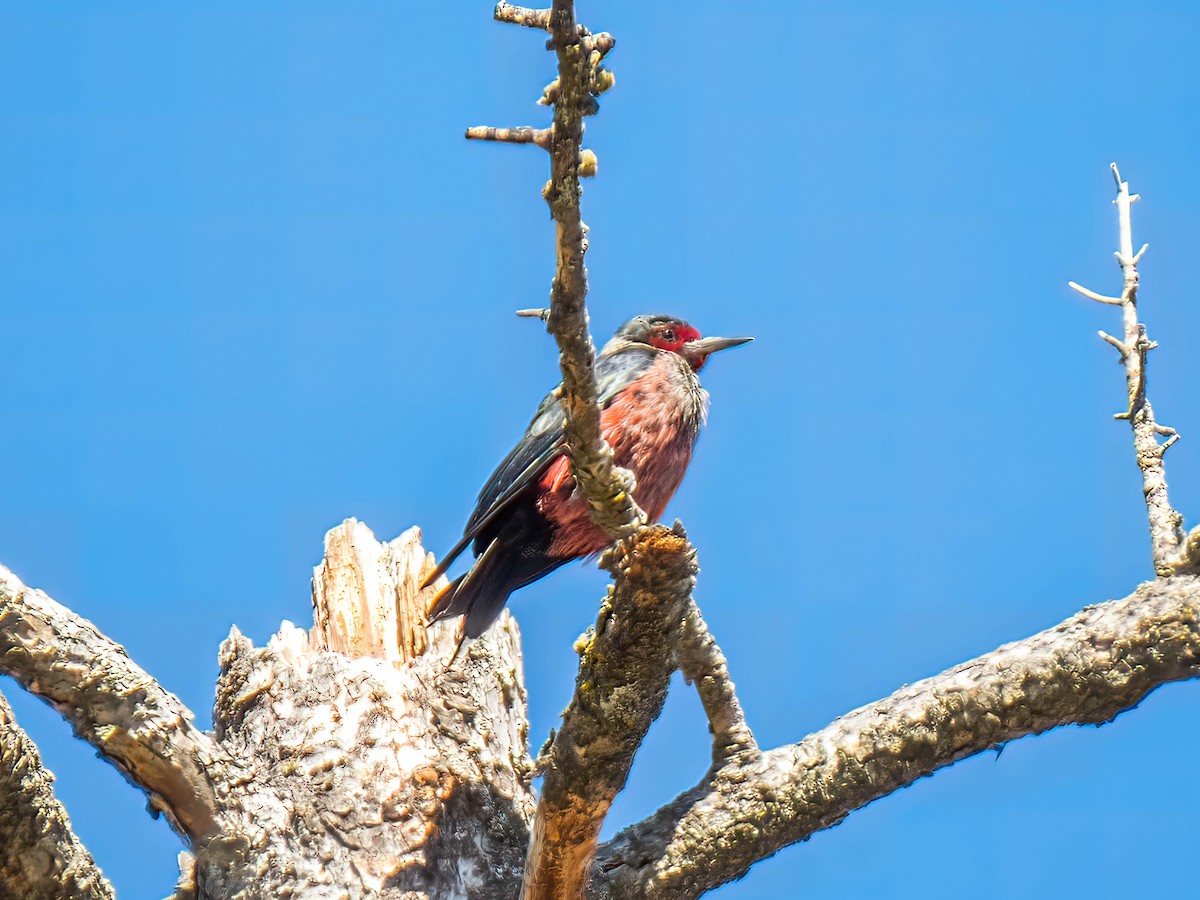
(2, 4, 1199, 898)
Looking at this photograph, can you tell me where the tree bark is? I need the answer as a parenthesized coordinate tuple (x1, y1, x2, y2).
(4, 527, 1200, 899)
(590, 577, 1200, 899)
(0, 11, 1196, 891)
(0, 690, 114, 900)
(1, 522, 535, 900)
(185, 520, 536, 899)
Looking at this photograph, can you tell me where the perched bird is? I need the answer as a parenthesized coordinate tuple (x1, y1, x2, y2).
(424, 314, 751, 642)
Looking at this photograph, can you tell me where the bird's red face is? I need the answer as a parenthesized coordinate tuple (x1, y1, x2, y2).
(646, 320, 753, 370)
(612, 314, 752, 371)
(646, 321, 703, 355)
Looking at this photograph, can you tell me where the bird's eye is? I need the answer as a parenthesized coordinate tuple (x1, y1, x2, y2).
(661, 328, 677, 343)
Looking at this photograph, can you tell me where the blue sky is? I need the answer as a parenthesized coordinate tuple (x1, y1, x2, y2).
(1, 3, 1198, 897)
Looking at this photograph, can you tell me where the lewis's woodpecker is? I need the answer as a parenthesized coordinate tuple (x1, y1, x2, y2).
(425, 314, 751, 640)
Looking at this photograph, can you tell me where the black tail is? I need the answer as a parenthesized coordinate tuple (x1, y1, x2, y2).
(427, 531, 569, 641)
(427, 538, 517, 640)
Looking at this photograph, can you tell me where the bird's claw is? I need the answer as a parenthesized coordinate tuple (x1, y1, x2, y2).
(613, 465, 637, 496)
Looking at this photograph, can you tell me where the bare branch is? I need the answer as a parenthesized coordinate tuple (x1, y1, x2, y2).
(1068, 280, 1122, 305)
(465, 126, 552, 150)
(676, 600, 757, 762)
(0, 690, 115, 900)
(1073, 165, 1188, 574)
(524, 526, 696, 899)
(472, 4, 748, 897)
(471, 2, 633, 535)
(590, 577, 1200, 900)
(0, 564, 241, 842)
(538, 0, 641, 541)
(495, 2, 552, 30)
(1097, 330, 1128, 355)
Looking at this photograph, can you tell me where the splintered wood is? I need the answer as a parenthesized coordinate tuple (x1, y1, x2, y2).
(310, 519, 440, 664)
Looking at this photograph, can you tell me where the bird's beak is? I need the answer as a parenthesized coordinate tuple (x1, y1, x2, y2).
(683, 336, 754, 356)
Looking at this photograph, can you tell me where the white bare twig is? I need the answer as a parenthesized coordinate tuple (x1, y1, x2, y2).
(1069, 281, 1122, 305)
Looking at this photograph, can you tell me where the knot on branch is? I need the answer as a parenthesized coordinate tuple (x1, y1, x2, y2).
(494, 3, 616, 113)
(605, 525, 697, 605)
(563, 440, 645, 540)
(1165, 527, 1200, 575)
(536, 31, 617, 109)
(469, 6, 614, 184)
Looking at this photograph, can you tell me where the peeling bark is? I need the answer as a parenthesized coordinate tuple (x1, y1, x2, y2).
(1, 523, 536, 900)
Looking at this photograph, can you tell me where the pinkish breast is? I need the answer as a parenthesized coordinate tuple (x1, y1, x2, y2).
(537, 354, 707, 559)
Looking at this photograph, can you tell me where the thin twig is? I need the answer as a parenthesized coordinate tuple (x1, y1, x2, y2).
(539, 0, 642, 541)
(495, 2, 553, 30)
(1097, 330, 1127, 355)
(465, 125, 552, 150)
(1068, 281, 1123, 305)
(1073, 164, 1188, 574)
(476, 0, 633, 536)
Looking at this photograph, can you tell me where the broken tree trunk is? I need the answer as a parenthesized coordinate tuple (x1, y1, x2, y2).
(176, 519, 534, 899)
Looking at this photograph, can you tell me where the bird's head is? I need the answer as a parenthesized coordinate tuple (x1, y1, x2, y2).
(609, 314, 753, 371)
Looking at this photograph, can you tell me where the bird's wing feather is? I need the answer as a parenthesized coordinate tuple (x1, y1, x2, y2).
(424, 346, 656, 585)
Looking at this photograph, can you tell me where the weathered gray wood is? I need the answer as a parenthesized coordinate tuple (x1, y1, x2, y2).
(183, 520, 536, 899)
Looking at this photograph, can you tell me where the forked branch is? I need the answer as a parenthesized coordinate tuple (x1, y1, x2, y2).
(590, 578, 1200, 899)
(525, 526, 696, 899)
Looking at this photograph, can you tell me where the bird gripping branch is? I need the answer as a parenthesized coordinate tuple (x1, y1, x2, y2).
(424, 315, 751, 646)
